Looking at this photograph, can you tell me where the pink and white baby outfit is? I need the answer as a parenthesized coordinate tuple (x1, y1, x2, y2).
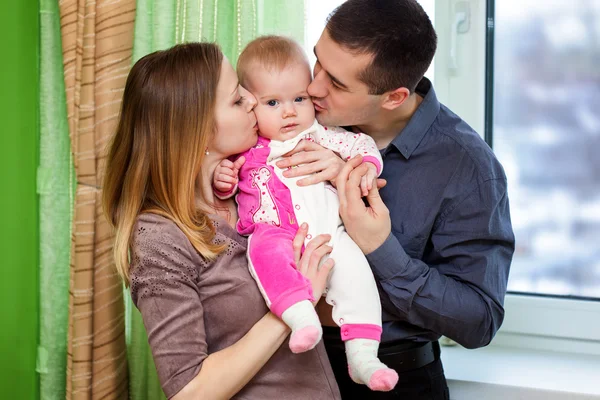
(218, 120, 385, 344)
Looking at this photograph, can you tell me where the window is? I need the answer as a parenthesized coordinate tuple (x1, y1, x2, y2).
(303, 0, 600, 347)
(493, 0, 600, 299)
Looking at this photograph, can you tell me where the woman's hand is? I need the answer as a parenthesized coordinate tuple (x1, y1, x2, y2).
(276, 140, 345, 187)
(292, 223, 334, 304)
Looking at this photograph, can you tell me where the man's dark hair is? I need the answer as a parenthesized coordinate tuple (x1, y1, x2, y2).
(326, 0, 437, 95)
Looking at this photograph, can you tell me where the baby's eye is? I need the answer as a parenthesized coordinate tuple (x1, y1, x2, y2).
(267, 100, 278, 107)
(294, 97, 306, 103)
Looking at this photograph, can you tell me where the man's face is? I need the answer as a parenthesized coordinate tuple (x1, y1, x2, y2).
(308, 29, 382, 128)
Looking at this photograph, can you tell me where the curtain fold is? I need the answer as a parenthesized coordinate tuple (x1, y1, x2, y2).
(59, 0, 136, 398)
(38, 1, 73, 398)
(41, 0, 305, 398)
(127, 1, 304, 399)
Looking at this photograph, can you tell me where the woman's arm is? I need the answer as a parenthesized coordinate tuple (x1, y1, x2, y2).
(170, 225, 334, 400)
(172, 312, 288, 400)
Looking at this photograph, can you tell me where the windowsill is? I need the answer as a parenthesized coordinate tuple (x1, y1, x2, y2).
(442, 341, 600, 400)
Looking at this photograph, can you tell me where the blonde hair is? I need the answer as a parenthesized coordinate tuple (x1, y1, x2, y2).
(103, 43, 226, 285)
(237, 35, 310, 88)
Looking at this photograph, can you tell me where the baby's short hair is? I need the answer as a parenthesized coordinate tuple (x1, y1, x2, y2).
(237, 35, 310, 88)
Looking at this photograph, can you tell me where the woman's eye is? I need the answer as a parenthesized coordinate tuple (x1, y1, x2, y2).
(267, 100, 278, 107)
(235, 96, 245, 105)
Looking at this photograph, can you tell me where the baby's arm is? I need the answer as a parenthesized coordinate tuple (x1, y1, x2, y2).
(311, 124, 383, 195)
(213, 156, 245, 199)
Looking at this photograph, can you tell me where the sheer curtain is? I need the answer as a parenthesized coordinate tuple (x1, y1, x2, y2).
(127, 1, 305, 399)
(39, 1, 305, 398)
(38, 0, 73, 398)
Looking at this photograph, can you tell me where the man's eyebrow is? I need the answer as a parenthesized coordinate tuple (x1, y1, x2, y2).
(313, 46, 349, 90)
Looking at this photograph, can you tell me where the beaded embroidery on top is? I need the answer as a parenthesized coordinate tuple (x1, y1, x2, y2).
(130, 215, 243, 301)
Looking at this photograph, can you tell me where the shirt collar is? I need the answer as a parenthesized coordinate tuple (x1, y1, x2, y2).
(388, 77, 440, 159)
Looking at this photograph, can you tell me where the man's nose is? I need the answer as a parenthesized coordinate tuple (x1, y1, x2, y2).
(308, 70, 327, 98)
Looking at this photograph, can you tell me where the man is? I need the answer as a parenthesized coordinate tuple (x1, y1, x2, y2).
(276, 0, 515, 398)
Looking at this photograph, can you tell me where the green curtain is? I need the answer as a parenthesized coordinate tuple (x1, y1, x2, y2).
(127, 1, 304, 399)
(38, 0, 74, 399)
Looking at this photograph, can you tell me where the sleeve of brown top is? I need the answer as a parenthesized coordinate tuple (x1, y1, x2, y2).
(129, 216, 206, 399)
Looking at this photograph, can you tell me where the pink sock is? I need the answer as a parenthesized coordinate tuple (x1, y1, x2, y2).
(281, 300, 322, 353)
(289, 326, 322, 353)
(346, 339, 399, 392)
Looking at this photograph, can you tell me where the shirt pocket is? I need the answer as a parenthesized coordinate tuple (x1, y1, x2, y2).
(391, 225, 426, 260)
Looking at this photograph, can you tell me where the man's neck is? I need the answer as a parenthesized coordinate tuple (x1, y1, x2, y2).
(356, 93, 423, 150)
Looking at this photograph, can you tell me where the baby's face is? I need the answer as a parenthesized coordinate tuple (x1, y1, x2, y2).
(245, 62, 315, 141)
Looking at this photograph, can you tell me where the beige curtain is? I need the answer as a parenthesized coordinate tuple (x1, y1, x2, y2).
(60, 0, 135, 398)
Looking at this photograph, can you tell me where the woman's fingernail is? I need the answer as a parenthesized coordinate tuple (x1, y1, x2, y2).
(301, 223, 308, 229)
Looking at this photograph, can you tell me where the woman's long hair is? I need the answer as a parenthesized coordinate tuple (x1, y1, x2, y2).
(103, 43, 226, 285)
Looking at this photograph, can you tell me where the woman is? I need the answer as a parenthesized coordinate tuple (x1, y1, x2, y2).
(103, 42, 341, 399)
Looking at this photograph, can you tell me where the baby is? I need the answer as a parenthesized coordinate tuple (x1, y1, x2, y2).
(213, 36, 398, 392)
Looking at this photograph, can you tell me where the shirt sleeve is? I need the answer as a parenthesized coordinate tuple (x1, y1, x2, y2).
(366, 178, 515, 349)
(214, 184, 238, 200)
(130, 218, 207, 398)
(311, 124, 383, 175)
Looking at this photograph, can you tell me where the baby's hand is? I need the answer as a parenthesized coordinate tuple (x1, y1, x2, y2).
(213, 156, 245, 193)
(360, 162, 378, 197)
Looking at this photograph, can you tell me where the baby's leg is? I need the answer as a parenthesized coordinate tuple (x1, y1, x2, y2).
(247, 223, 321, 353)
(326, 227, 398, 391)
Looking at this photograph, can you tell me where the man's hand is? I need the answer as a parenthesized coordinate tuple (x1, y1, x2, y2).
(360, 162, 378, 197)
(275, 140, 345, 187)
(337, 155, 391, 254)
(213, 156, 245, 193)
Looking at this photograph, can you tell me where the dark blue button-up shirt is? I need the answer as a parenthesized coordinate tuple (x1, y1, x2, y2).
(365, 78, 515, 349)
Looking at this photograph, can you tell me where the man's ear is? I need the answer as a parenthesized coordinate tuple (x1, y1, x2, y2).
(381, 87, 410, 111)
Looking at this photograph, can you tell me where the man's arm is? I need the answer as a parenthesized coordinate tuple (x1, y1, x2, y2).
(367, 178, 514, 348)
(337, 156, 515, 349)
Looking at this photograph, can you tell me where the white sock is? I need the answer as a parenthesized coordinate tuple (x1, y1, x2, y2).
(345, 338, 390, 384)
(281, 300, 321, 332)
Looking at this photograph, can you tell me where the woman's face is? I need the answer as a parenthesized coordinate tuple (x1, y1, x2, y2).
(212, 59, 258, 157)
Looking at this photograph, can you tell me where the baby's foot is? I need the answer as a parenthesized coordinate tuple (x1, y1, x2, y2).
(346, 339, 399, 391)
(281, 300, 322, 353)
(289, 326, 322, 353)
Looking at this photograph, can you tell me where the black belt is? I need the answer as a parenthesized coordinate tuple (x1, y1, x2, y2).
(378, 340, 439, 373)
(323, 327, 440, 374)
